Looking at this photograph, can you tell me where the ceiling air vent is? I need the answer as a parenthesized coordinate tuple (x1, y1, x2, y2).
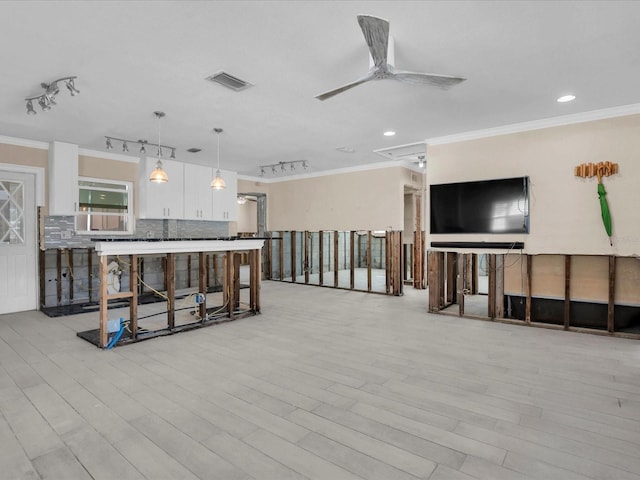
(206, 71, 253, 92)
(373, 141, 427, 161)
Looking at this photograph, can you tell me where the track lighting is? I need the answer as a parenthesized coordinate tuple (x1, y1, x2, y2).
(259, 160, 309, 177)
(418, 155, 425, 168)
(211, 128, 226, 190)
(104, 121, 176, 181)
(24, 75, 79, 114)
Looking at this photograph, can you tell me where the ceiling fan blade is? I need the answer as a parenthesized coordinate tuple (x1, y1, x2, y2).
(392, 70, 466, 89)
(315, 72, 375, 101)
(357, 15, 389, 69)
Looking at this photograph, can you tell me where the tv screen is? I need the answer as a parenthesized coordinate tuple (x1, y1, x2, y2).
(430, 176, 530, 234)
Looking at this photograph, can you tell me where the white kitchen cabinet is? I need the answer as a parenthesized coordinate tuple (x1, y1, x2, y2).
(48, 141, 79, 215)
(212, 169, 237, 221)
(137, 157, 184, 219)
(183, 163, 213, 220)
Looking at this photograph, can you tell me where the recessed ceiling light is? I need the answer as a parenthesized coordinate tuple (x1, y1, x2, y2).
(557, 94, 576, 103)
(383, 131, 396, 136)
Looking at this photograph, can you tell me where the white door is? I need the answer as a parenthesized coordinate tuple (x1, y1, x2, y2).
(0, 171, 37, 314)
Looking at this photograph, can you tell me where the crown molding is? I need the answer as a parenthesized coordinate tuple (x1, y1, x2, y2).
(425, 103, 640, 146)
(0, 135, 49, 150)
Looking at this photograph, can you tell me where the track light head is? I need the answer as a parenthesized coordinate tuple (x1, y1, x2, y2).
(170, 148, 176, 159)
(122, 141, 129, 152)
(65, 78, 80, 96)
(26, 100, 36, 115)
(41, 82, 60, 98)
(139, 142, 146, 154)
(106, 138, 113, 150)
(38, 96, 51, 111)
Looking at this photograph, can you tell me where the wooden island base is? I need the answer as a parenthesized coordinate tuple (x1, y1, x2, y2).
(91, 239, 264, 348)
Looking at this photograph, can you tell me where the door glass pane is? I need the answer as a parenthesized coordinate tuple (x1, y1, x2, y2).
(0, 180, 25, 245)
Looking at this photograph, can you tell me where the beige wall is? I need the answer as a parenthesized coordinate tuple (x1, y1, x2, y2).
(237, 199, 258, 233)
(0, 143, 48, 202)
(78, 155, 138, 183)
(504, 253, 640, 305)
(427, 114, 640, 256)
(240, 166, 422, 231)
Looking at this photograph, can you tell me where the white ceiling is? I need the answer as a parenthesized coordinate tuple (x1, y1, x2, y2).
(1, 1, 640, 178)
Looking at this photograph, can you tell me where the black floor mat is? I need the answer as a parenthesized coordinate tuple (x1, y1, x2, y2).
(43, 284, 246, 317)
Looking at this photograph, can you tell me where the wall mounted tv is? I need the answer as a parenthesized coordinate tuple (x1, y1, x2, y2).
(430, 176, 530, 234)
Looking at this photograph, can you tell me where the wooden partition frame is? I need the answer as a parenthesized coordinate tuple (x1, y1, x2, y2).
(426, 250, 637, 340)
(318, 231, 324, 286)
(335, 230, 342, 288)
(264, 230, 403, 296)
(304, 231, 310, 284)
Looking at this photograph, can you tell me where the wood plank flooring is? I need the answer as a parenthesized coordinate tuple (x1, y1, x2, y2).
(1, 281, 640, 479)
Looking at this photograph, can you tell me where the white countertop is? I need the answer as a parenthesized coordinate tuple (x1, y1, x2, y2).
(94, 239, 265, 256)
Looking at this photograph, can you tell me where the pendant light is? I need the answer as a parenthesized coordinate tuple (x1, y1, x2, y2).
(211, 127, 226, 190)
(149, 111, 169, 183)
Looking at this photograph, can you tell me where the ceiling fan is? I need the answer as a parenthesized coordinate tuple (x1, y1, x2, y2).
(316, 15, 466, 101)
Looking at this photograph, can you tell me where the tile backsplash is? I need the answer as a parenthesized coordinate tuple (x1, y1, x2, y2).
(43, 216, 230, 249)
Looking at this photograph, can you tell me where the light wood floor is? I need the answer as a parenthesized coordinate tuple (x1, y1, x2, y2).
(1, 281, 640, 480)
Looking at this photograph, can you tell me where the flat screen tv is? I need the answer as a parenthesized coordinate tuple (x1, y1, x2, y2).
(430, 176, 530, 234)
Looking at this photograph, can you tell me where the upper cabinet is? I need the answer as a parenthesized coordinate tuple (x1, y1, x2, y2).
(212, 169, 237, 221)
(48, 141, 79, 215)
(137, 157, 184, 219)
(183, 163, 213, 220)
(138, 159, 237, 222)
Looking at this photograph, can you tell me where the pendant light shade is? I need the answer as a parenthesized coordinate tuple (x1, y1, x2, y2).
(150, 162, 169, 183)
(149, 111, 168, 183)
(211, 170, 226, 190)
(211, 127, 226, 190)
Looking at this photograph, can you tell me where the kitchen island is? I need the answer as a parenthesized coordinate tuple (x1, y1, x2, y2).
(91, 238, 264, 348)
